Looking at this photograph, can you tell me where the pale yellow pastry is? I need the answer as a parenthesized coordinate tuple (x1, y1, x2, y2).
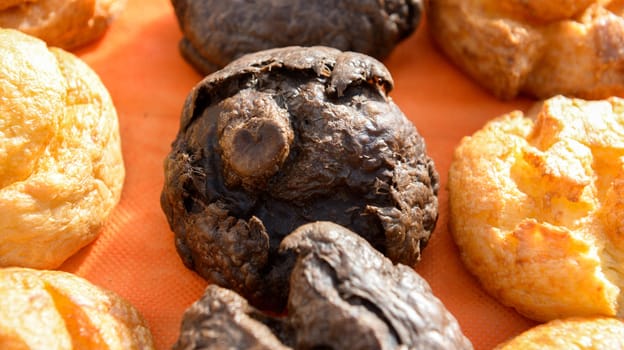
(495, 317, 624, 349)
(0, 267, 154, 349)
(448, 95, 624, 322)
(427, 0, 624, 99)
(0, 0, 126, 49)
(0, 28, 124, 269)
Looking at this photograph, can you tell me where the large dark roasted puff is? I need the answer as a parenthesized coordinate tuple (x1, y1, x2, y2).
(171, 0, 422, 74)
(161, 46, 439, 311)
(172, 222, 472, 350)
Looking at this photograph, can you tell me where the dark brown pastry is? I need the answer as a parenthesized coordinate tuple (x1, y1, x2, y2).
(161, 46, 439, 311)
(171, 0, 421, 74)
(172, 222, 472, 350)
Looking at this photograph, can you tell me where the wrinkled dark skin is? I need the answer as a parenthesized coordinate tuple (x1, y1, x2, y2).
(171, 0, 422, 74)
(161, 46, 439, 311)
(172, 222, 472, 350)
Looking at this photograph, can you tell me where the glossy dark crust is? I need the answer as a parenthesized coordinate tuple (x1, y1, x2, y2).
(161, 46, 439, 310)
(172, 222, 472, 350)
(171, 0, 422, 73)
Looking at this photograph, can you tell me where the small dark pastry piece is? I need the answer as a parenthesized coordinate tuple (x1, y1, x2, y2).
(171, 0, 422, 74)
(161, 46, 439, 311)
(173, 222, 473, 350)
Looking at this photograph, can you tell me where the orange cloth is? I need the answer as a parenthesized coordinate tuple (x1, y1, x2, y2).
(60, 0, 538, 348)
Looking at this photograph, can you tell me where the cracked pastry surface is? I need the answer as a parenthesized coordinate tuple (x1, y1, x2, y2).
(0, 28, 125, 269)
(0, 0, 126, 49)
(161, 46, 439, 311)
(0, 267, 154, 349)
(172, 222, 472, 350)
(427, 0, 624, 99)
(448, 95, 624, 321)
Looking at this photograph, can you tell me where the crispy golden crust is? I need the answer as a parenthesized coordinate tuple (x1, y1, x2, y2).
(0, 28, 125, 269)
(495, 317, 624, 349)
(0, 268, 154, 350)
(427, 0, 624, 99)
(0, 0, 126, 49)
(448, 95, 624, 321)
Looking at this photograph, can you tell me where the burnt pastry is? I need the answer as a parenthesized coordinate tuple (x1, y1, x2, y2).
(171, 0, 421, 73)
(0, 28, 125, 269)
(448, 95, 624, 321)
(173, 222, 472, 350)
(161, 46, 439, 311)
(0, 0, 126, 49)
(0, 267, 154, 349)
(428, 0, 624, 99)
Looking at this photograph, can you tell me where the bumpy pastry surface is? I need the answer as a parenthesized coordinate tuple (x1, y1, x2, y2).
(0, 0, 126, 49)
(173, 222, 472, 350)
(428, 0, 624, 99)
(171, 0, 421, 74)
(448, 95, 624, 321)
(0, 267, 154, 349)
(161, 46, 439, 311)
(495, 317, 624, 349)
(0, 28, 125, 269)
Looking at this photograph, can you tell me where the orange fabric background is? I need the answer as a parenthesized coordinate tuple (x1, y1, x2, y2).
(59, 0, 540, 348)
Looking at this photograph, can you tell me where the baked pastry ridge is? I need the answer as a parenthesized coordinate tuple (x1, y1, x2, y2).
(0, 267, 154, 349)
(449, 95, 624, 321)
